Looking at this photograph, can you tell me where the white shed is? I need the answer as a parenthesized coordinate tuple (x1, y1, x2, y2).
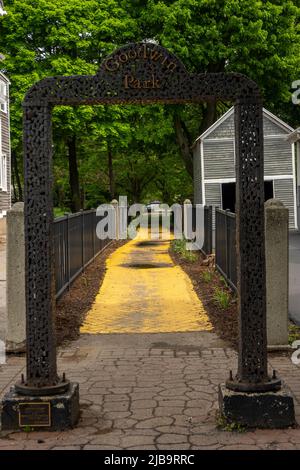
(193, 107, 297, 229)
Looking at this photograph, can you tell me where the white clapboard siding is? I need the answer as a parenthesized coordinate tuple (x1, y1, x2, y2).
(206, 111, 290, 140)
(264, 138, 293, 176)
(206, 114, 235, 139)
(0, 73, 11, 213)
(193, 106, 296, 230)
(193, 140, 202, 204)
(205, 182, 221, 229)
(274, 179, 296, 229)
(203, 140, 235, 179)
(0, 109, 11, 211)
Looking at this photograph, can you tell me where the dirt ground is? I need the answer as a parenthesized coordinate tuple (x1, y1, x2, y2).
(169, 248, 239, 348)
(56, 240, 126, 346)
(55, 238, 239, 348)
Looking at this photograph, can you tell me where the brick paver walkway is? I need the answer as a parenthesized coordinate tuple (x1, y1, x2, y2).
(1, 233, 300, 449)
(0, 333, 300, 450)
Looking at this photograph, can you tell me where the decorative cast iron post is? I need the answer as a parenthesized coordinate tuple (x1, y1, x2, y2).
(226, 100, 281, 392)
(15, 105, 69, 395)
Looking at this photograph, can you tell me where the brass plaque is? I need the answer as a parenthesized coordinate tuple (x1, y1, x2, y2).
(19, 402, 51, 427)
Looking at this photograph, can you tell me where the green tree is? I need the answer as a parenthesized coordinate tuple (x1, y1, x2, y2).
(1, 0, 299, 209)
(137, 0, 300, 173)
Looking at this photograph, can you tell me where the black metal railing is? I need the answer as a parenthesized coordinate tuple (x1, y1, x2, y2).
(54, 209, 111, 298)
(215, 208, 237, 291)
(202, 205, 213, 255)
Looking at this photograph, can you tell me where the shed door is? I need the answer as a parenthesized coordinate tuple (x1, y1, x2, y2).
(221, 181, 274, 212)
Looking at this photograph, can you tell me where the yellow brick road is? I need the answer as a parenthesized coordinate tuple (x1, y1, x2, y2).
(81, 229, 212, 334)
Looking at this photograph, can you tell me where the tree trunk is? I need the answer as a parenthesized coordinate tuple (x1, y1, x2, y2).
(199, 100, 218, 135)
(67, 135, 81, 212)
(107, 141, 115, 199)
(11, 150, 23, 201)
(174, 115, 193, 178)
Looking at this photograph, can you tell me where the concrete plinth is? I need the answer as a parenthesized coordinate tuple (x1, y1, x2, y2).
(219, 384, 295, 429)
(1, 382, 79, 431)
(6, 203, 26, 353)
(265, 199, 289, 347)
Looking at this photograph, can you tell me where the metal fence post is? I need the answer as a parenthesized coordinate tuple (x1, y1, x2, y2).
(208, 205, 213, 254)
(80, 209, 84, 272)
(64, 213, 70, 291)
(225, 209, 230, 278)
(91, 209, 95, 258)
(215, 208, 219, 264)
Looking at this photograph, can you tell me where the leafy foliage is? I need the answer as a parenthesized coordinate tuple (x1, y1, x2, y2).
(0, 1, 299, 209)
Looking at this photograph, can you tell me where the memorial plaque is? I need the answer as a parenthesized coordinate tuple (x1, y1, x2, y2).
(19, 402, 51, 427)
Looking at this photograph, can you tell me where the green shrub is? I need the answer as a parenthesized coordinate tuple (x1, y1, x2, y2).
(213, 287, 231, 309)
(172, 239, 186, 255)
(202, 270, 213, 283)
(171, 239, 197, 262)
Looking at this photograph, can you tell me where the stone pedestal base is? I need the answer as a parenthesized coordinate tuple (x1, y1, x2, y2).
(1, 382, 79, 431)
(219, 383, 295, 428)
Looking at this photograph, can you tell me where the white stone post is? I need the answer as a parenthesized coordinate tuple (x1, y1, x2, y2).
(265, 199, 289, 348)
(111, 199, 119, 240)
(183, 199, 192, 240)
(6, 202, 26, 352)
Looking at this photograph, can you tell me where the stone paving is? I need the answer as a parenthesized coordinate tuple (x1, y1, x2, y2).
(0, 332, 300, 450)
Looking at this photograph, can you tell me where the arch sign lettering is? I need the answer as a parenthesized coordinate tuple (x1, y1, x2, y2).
(3, 42, 287, 430)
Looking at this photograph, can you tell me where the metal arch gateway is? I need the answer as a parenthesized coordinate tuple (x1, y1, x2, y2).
(20, 43, 280, 397)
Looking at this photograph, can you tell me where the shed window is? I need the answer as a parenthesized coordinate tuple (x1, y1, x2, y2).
(221, 181, 274, 212)
(0, 154, 7, 191)
(0, 80, 7, 113)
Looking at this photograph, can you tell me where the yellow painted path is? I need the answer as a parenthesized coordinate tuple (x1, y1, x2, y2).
(81, 229, 212, 334)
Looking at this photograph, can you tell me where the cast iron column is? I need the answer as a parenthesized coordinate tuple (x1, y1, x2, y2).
(15, 105, 68, 395)
(226, 99, 281, 392)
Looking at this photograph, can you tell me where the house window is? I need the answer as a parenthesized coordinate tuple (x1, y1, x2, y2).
(0, 80, 7, 113)
(221, 181, 274, 212)
(0, 154, 7, 191)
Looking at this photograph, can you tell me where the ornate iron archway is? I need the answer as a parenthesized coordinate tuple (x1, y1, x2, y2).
(4, 42, 290, 429)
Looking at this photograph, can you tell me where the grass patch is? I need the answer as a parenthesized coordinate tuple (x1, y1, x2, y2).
(54, 207, 69, 218)
(22, 425, 34, 433)
(202, 270, 213, 283)
(171, 239, 198, 262)
(216, 412, 247, 433)
(289, 324, 300, 346)
(213, 287, 231, 310)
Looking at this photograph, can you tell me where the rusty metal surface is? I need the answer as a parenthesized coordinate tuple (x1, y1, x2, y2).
(23, 41, 274, 393)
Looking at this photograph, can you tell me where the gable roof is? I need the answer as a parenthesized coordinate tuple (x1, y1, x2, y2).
(0, 72, 9, 84)
(193, 107, 294, 146)
(286, 128, 300, 143)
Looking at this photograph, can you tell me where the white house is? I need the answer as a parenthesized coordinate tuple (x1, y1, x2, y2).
(287, 128, 300, 228)
(0, 3, 10, 220)
(193, 107, 297, 230)
(0, 72, 10, 219)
